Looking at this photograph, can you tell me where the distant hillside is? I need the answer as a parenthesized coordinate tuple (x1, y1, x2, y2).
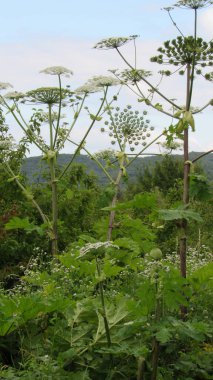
(22, 152, 213, 185)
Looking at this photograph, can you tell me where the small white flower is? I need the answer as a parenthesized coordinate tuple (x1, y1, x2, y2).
(40, 66, 73, 77)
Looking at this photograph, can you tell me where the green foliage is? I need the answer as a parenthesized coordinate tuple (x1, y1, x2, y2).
(159, 206, 203, 222)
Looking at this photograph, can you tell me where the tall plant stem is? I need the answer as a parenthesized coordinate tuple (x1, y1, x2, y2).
(192, 149, 213, 164)
(57, 94, 86, 153)
(66, 138, 115, 184)
(115, 48, 181, 110)
(151, 277, 161, 380)
(1, 98, 45, 153)
(107, 151, 125, 241)
(96, 258, 112, 346)
(179, 63, 191, 282)
(53, 74, 62, 148)
(3, 162, 48, 225)
(188, 8, 197, 107)
(58, 88, 108, 180)
(48, 104, 58, 255)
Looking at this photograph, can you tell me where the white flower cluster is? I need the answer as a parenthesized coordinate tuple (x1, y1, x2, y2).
(0, 82, 13, 91)
(75, 75, 120, 94)
(4, 91, 24, 100)
(141, 245, 212, 279)
(40, 66, 73, 77)
(174, 0, 213, 8)
(94, 35, 139, 50)
(79, 241, 119, 258)
(118, 69, 152, 84)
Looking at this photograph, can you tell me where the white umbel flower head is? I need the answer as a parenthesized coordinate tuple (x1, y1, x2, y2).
(4, 91, 25, 100)
(75, 75, 120, 94)
(40, 66, 73, 77)
(94, 35, 139, 50)
(0, 82, 13, 91)
(79, 241, 119, 258)
(174, 0, 213, 8)
(75, 83, 102, 94)
(88, 75, 120, 87)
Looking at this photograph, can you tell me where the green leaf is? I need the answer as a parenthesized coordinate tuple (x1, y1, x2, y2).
(174, 109, 183, 118)
(159, 207, 202, 222)
(65, 189, 74, 200)
(5, 217, 33, 230)
(90, 114, 102, 121)
(155, 103, 163, 111)
(156, 327, 172, 344)
(183, 111, 195, 131)
(102, 192, 157, 212)
(138, 98, 145, 102)
(191, 262, 213, 289)
(5, 216, 45, 235)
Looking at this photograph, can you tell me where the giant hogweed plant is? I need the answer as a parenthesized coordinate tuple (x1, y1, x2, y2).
(94, 1, 213, 283)
(78, 105, 163, 241)
(0, 67, 120, 255)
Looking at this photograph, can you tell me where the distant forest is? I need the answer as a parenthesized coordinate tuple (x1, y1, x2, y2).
(22, 152, 213, 185)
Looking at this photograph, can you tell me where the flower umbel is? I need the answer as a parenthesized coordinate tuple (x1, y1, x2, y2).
(102, 105, 154, 151)
(150, 36, 213, 72)
(75, 76, 120, 94)
(79, 241, 119, 258)
(40, 66, 73, 77)
(0, 82, 13, 91)
(25, 87, 73, 105)
(4, 91, 25, 100)
(87, 76, 120, 87)
(174, 0, 213, 8)
(94, 35, 139, 50)
(118, 69, 152, 84)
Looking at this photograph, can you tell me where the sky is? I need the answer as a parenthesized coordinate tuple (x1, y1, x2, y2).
(0, 0, 212, 156)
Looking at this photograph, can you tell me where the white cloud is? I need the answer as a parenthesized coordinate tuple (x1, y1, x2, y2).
(199, 7, 213, 38)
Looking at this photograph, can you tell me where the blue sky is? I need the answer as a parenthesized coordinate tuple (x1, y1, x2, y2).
(0, 0, 212, 155)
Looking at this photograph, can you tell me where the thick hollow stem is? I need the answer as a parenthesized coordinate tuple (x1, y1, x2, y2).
(107, 152, 125, 241)
(151, 278, 161, 380)
(49, 104, 58, 255)
(179, 63, 191, 281)
(49, 160, 58, 255)
(96, 258, 111, 346)
(151, 339, 160, 380)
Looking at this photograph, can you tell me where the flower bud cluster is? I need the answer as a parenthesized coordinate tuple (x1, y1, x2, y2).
(151, 36, 213, 72)
(101, 105, 154, 152)
(118, 69, 152, 84)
